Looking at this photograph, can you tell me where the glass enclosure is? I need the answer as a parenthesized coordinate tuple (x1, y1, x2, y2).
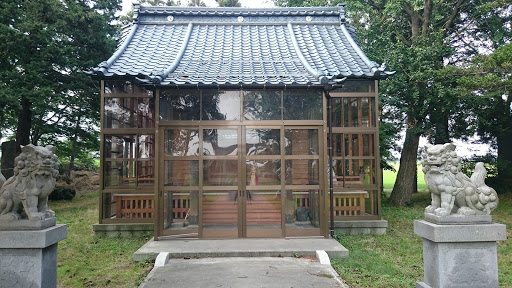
(99, 80, 381, 236)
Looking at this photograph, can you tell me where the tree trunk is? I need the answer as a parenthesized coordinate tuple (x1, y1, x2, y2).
(67, 116, 81, 183)
(15, 97, 32, 155)
(389, 128, 421, 206)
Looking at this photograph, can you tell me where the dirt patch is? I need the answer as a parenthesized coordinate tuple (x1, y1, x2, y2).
(56, 170, 100, 195)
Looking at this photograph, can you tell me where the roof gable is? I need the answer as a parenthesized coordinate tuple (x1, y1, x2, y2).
(89, 4, 392, 86)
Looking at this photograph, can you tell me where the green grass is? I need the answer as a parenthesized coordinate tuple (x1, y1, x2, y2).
(52, 193, 153, 288)
(382, 163, 426, 191)
(333, 169, 512, 287)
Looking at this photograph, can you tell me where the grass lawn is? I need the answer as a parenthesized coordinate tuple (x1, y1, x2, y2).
(332, 165, 512, 287)
(52, 193, 153, 288)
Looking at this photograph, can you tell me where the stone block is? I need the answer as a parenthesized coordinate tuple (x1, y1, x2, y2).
(414, 220, 506, 288)
(334, 220, 388, 235)
(0, 224, 67, 288)
(93, 223, 154, 238)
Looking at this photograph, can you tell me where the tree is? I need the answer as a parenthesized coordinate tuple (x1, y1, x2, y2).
(456, 42, 512, 180)
(275, 0, 509, 205)
(0, 0, 120, 173)
(216, 0, 242, 7)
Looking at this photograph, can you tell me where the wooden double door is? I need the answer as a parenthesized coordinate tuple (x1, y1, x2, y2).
(157, 125, 325, 239)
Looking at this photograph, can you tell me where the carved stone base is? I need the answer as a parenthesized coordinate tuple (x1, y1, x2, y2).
(0, 217, 56, 231)
(0, 224, 67, 288)
(414, 220, 506, 288)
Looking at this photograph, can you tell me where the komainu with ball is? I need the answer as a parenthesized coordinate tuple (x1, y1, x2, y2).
(0, 144, 59, 221)
(422, 143, 498, 216)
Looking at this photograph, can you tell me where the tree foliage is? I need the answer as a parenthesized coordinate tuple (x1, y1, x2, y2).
(276, 0, 512, 204)
(0, 0, 120, 174)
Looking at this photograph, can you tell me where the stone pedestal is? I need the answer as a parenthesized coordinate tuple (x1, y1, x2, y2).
(414, 219, 506, 288)
(0, 224, 67, 288)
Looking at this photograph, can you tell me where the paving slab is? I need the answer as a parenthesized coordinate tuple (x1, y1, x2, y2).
(134, 238, 349, 262)
(139, 257, 348, 288)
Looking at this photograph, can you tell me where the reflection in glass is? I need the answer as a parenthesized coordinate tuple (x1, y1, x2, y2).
(342, 98, 375, 127)
(246, 129, 280, 155)
(284, 129, 318, 155)
(246, 160, 281, 186)
(138, 135, 155, 159)
(160, 90, 200, 121)
(104, 97, 154, 128)
(332, 80, 375, 93)
(203, 160, 238, 186)
(203, 191, 238, 229)
(137, 160, 155, 185)
(246, 190, 281, 228)
(164, 161, 199, 186)
(104, 160, 135, 187)
(203, 129, 238, 156)
(243, 90, 281, 120)
(283, 90, 322, 120)
(164, 129, 199, 156)
(202, 90, 240, 120)
(284, 160, 319, 185)
(104, 135, 136, 159)
(163, 191, 199, 232)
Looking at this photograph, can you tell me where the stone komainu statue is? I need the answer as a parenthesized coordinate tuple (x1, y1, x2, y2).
(0, 144, 59, 221)
(422, 143, 499, 216)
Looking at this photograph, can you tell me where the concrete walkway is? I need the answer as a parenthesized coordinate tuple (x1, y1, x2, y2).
(134, 238, 349, 261)
(136, 238, 350, 288)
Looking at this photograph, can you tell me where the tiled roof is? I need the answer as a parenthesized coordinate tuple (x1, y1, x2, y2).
(89, 4, 392, 86)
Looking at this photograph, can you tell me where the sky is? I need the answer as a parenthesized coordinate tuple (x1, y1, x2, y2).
(121, 0, 275, 14)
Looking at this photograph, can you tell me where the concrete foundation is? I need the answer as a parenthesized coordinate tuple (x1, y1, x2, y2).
(93, 223, 153, 238)
(0, 224, 67, 288)
(414, 220, 506, 288)
(334, 220, 388, 235)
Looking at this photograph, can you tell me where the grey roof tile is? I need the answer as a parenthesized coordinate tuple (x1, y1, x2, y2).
(88, 4, 392, 85)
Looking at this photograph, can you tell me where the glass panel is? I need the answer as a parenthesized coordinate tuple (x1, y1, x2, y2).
(102, 193, 154, 219)
(159, 90, 200, 121)
(246, 190, 282, 237)
(103, 97, 154, 129)
(137, 160, 155, 185)
(164, 161, 199, 186)
(203, 160, 238, 186)
(332, 80, 375, 93)
(164, 129, 199, 156)
(163, 191, 199, 234)
(283, 90, 322, 120)
(243, 90, 281, 120)
(138, 135, 155, 158)
(202, 90, 240, 120)
(343, 98, 376, 127)
(285, 190, 320, 236)
(203, 129, 238, 156)
(285, 160, 319, 185)
(246, 129, 280, 155)
(246, 160, 281, 186)
(332, 98, 343, 127)
(104, 160, 136, 188)
(104, 81, 153, 95)
(202, 190, 238, 238)
(335, 159, 375, 185)
(284, 129, 318, 155)
(104, 135, 136, 159)
(344, 134, 374, 157)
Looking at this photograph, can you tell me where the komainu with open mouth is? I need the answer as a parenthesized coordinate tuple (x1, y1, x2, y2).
(0, 144, 59, 221)
(422, 143, 498, 216)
